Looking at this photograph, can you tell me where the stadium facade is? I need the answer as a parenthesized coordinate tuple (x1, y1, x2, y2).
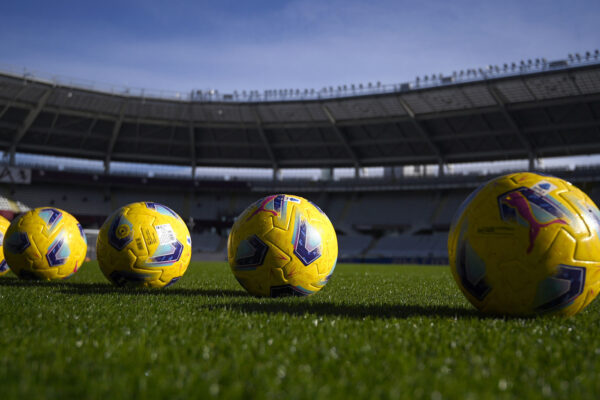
(1, 53, 599, 263)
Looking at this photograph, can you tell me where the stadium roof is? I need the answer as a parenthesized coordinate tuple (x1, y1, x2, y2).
(1, 59, 600, 172)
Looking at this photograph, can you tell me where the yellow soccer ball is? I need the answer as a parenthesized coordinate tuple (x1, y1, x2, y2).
(0, 215, 12, 276)
(228, 194, 338, 297)
(4, 208, 87, 280)
(97, 202, 192, 288)
(448, 172, 600, 316)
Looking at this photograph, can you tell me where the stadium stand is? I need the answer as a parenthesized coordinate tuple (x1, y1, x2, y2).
(430, 189, 470, 226)
(347, 191, 439, 228)
(336, 233, 373, 260)
(1, 52, 600, 263)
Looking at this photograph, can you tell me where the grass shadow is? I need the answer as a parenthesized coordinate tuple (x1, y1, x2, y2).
(201, 301, 484, 320)
(0, 277, 532, 320)
(0, 277, 248, 298)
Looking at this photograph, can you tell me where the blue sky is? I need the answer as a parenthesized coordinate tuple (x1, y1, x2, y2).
(1, 0, 599, 94)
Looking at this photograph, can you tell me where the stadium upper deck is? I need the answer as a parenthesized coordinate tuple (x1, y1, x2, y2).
(1, 54, 599, 173)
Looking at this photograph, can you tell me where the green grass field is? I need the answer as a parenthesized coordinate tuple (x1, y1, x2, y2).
(1, 262, 599, 400)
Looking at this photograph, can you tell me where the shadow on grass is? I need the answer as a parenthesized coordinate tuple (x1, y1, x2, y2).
(0, 277, 248, 298)
(0, 277, 529, 320)
(200, 301, 483, 320)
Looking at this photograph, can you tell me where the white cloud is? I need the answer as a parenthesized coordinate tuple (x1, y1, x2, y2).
(1, 0, 599, 93)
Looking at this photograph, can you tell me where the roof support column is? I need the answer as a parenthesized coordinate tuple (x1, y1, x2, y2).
(104, 101, 127, 174)
(187, 104, 198, 181)
(189, 120, 197, 180)
(396, 96, 445, 169)
(252, 107, 278, 178)
(322, 105, 360, 172)
(9, 88, 52, 165)
(488, 85, 535, 169)
(0, 84, 30, 121)
(321, 167, 332, 181)
(438, 161, 445, 177)
(528, 154, 535, 171)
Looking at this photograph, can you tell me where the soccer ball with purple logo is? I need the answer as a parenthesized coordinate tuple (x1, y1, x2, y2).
(96, 202, 191, 288)
(228, 194, 338, 297)
(448, 172, 600, 316)
(4, 207, 87, 280)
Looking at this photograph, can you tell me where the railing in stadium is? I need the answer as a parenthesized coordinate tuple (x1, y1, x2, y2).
(2, 51, 599, 102)
(3, 151, 600, 183)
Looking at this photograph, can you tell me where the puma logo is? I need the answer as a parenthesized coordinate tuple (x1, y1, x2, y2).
(502, 191, 567, 253)
(246, 195, 278, 221)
